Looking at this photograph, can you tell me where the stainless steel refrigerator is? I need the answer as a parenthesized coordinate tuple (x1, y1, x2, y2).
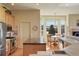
(0, 22, 7, 56)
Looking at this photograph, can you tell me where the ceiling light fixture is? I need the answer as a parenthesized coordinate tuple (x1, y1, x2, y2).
(59, 3, 69, 7)
(36, 3, 39, 5)
(11, 3, 14, 6)
(65, 4, 69, 7)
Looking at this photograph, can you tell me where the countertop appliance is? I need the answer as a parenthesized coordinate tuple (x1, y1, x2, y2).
(0, 22, 7, 56)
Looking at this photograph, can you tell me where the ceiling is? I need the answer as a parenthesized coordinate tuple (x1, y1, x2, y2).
(3, 3, 79, 15)
(4, 3, 79, 10)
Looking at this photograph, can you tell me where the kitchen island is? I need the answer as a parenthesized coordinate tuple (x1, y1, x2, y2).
(23, 39, 46, 56)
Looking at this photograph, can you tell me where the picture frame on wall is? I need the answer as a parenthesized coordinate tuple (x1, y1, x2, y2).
(32, 26, 38, 31)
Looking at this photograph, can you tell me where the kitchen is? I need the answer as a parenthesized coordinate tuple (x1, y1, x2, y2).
(1, 3, 79, 56)
(0, 3, 40, 56)
(0, 4, 17, 55)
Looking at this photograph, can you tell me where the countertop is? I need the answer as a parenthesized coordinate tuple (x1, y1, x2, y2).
(61, 37, 79, 44)
(23, 38, 46, 45)
(23, 37, 79, 55)
(64, 43, 79, 56)
(61, 37, 79, 56)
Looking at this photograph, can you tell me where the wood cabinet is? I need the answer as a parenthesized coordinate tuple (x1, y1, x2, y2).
(11, 16, 16, 30)
(0, 4, 15, 30)
(5, 13, 15, 30)
(5, 13, 9, 24)
(0, 5, 5, 22)
(8, 14, 15, 28)
(23, 44, 46, 56)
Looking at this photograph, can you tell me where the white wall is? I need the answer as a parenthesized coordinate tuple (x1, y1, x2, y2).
(13, 10, 40, 48)
(67, 14, 79, 36)
(40, 8, 79, 16)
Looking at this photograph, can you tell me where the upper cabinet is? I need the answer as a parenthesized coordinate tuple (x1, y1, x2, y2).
(8, 14, 15, 28)
(0, 5, 5, 22)
(5, 13, 9, 24)
(0, 4, 15, 30)
(5, 13, 15, 29)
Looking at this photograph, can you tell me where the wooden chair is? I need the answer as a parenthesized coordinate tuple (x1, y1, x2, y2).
(47, 34, 53, 48)
(50, 33, 61, 49)
(55, 33, 61, 45)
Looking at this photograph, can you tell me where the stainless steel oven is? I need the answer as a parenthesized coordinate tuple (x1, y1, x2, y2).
(10, 38, 16, 53)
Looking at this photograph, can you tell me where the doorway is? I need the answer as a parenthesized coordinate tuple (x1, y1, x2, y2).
(40, 16, 66, 51)
(40, 16, 66, 42)
(19, 22, 31, 48)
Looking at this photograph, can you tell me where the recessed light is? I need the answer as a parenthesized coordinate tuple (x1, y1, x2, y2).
(36, 3, 39, 5)
(11, 3, 14, 6)
(65, 4, 69, 7)
(59, 3, 69, 7)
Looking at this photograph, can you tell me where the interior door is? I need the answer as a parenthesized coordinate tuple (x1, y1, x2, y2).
(19, 22, 31, 48)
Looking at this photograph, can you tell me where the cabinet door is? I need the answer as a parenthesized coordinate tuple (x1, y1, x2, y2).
(5, 13, 9, 25)
(8, 14, 13, 26)
(0, 5, 5, 22)
(10, 15, 15, 29)
(8, 14, 15, 29)
(12, 16, 15, 30)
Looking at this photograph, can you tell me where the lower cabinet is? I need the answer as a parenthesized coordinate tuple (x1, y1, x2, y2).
(23, 43, 46, 56)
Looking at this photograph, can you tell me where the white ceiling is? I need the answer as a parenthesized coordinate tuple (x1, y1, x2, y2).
(4, 3, 79, 15)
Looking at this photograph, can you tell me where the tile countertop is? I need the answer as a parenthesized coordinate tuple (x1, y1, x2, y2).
(61, 36, 79, 56)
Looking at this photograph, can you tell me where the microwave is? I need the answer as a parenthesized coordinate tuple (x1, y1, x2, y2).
(7, 25, 12, 31)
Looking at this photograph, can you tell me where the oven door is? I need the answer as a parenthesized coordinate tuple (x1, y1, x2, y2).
(6, 39, 10, 55)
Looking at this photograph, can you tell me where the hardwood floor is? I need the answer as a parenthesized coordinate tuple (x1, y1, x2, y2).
(10, 41, 63, 56)
(10, 48, 23, 56)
